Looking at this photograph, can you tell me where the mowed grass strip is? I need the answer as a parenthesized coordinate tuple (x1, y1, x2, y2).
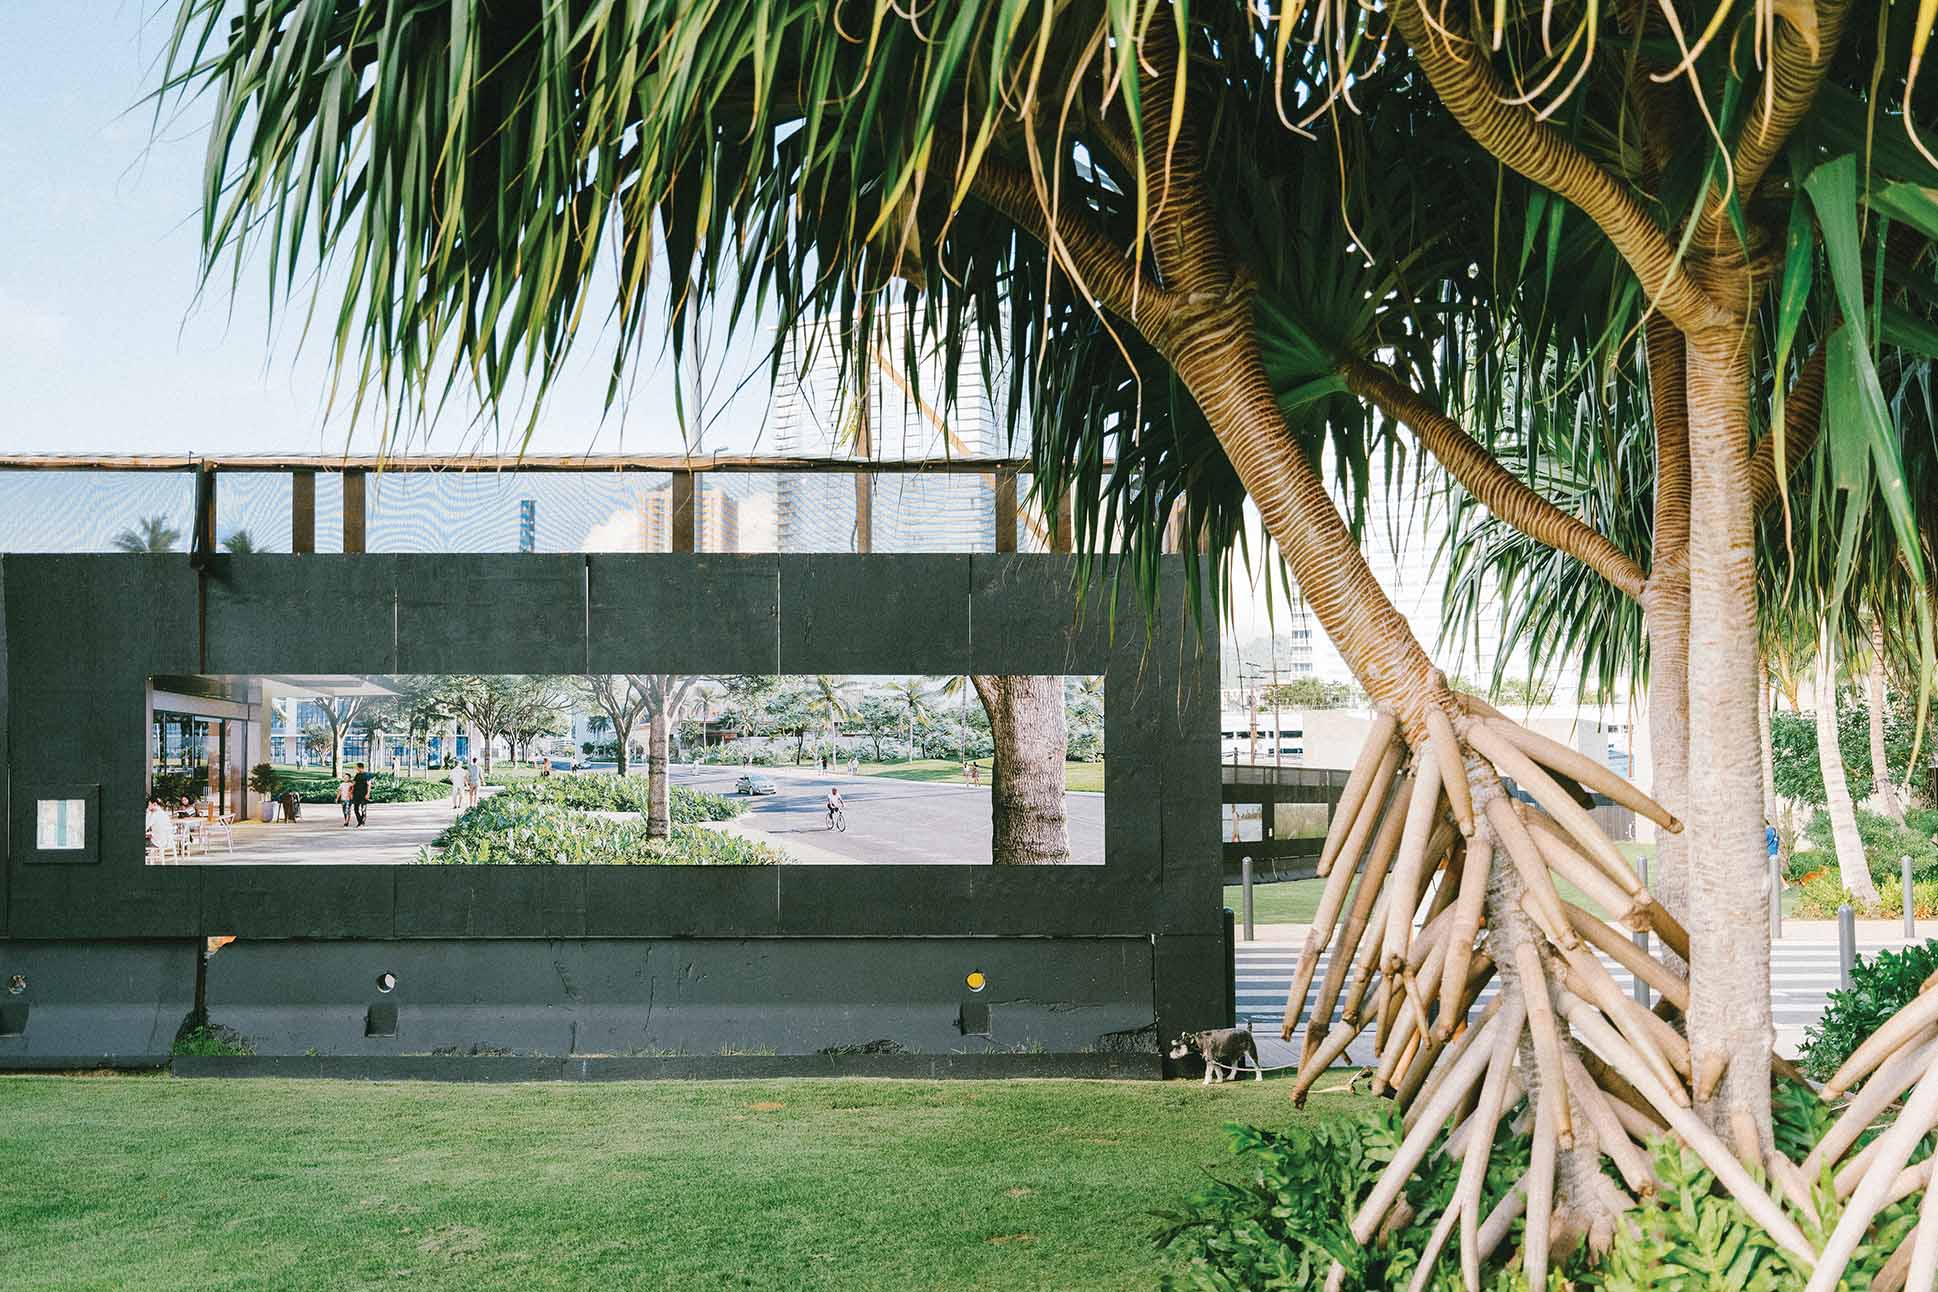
(0, 1076, 1367, 1292)
(856, 759, 1106, 793)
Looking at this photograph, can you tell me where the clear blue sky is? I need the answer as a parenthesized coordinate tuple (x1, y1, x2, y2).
(1, 3, 771, 458)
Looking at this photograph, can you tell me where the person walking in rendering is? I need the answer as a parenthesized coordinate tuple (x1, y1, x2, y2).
(335, 773, 353, 826)
(449, 759, 468, 813)
(350, 762, 373, 827)
(468, 756, 483, 808)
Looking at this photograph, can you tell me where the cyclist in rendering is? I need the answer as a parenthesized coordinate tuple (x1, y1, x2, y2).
(826, 786, 844, 828)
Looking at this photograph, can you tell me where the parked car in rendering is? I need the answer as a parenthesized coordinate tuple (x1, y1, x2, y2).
(735, 774, 778, 796)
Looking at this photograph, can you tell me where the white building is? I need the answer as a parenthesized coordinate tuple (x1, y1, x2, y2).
(771, 313, 1005, 552)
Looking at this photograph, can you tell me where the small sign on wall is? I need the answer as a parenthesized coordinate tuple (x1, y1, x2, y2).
(37, 799, 86, 850)
(20, 784, 100, 865)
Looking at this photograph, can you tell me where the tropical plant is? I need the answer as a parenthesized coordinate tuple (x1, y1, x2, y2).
(112, 514, 181, 553)
(882, 680, 934, 766)
(1800, 940, 1938, 1080)
(158, 0, 1938, 1280)
(220, 528, 257, 554)
(425, 793, 774, 866)
(246, 763, 279, 798)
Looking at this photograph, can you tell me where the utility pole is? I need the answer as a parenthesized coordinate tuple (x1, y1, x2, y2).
(1270, 635, 1282, 769)
(1248, 686, 1258, 765)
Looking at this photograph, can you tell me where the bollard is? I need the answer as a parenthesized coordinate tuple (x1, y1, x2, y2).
(1771, 855, 1783, 942)
(1838, 904, 1856, 991)
(1906, 855, 1917, 942)
(1241, 856, 1255, 943)
(1631, 853, 1650, 1007)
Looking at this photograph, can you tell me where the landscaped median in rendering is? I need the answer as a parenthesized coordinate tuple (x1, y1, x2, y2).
(417, 777, 781, 866)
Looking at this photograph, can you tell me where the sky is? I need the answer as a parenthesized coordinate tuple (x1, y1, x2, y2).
(0, 2, 775, 459)
(0, 4, 1421, 656)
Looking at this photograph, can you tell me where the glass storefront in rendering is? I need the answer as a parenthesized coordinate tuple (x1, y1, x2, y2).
(151, 709, 246, 817)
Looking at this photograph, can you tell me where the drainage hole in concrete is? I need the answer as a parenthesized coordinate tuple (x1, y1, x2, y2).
(376, 972, 397, 993)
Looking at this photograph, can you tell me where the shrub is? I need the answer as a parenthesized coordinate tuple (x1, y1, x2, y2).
(280, 769, 452, 804)
(424, 796, 777, 866)
(172, 1024, 254, 1057)
(1158, 1079, 1914, 1292)
(1909, 806, 1938, 838)
(1802, 808, 1938, 883)
(247, 763, 280, 797)
(1155, 1108, 1529, 1291)
(1800, 939, 1938, 1080)
(151, 770, 200, 804)
(501, 775, 740, 821)
(1791, 871, 1938, 920)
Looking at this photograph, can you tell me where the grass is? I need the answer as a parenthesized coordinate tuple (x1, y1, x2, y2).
(1223, 878, 1326, 924)
(1222, 841, 1669, 927)
(858, 759, 1106, 794)
(0, 1075, 1369, 1292)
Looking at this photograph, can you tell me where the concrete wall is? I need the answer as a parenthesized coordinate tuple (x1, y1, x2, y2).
(0, 553, 1222, 1063)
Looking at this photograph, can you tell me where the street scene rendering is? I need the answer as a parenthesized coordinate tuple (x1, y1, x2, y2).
(4, 3, 1938, 1291)
(143, 672, 1105, 866)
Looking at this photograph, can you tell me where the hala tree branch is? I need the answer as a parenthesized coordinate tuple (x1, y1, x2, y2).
(967, 150, 1166, 327)
(1342, 357, 1649, 602)
(1646, 318, 1692, 583)
(1689, 0, 1854, 254)
(1388, 3, 1736, 336)
(1748, 336, 1829, 516)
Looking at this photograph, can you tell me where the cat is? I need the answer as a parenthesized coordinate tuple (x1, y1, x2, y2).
(1170, 1027, 1262, 1084)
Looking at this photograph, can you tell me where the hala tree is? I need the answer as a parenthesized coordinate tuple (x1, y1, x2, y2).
(162, 0, 1938, 1281)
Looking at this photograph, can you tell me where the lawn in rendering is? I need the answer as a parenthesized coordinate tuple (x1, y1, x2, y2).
(0, 1076, 1367, 1292)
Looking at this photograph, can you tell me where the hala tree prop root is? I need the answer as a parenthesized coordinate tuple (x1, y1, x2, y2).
(1273, 710, 1938, 1289)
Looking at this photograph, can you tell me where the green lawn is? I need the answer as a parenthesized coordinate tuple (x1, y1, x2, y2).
(858, 759, 1106, 793)
(0, 1075, 1366, 1292)
(1223, 878, 1326, 924)
(1223, 841, 1668, 927)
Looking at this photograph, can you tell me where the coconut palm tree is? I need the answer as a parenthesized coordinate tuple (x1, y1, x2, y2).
(803, 675, 858, 762)
(112, 515, 181, 553)
(882, 679, 933, 764)
(158, 1, 1938, 1278)
(1863, 617, 1907, 823)
(1813, 623, 1881, 904)
(221, 528, 258, 554)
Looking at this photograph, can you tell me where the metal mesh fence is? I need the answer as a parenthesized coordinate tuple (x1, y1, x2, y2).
(0, 463, 1090, 556)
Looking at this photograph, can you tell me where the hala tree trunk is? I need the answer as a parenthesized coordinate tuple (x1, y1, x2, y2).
(1817, 626, 1878, 904)
(1682, 327, 1775, 1143)
(1644, 322, 1693, 967)
(1866, 620, 1904, 823)
(973, 675, 1070, 865)
(646, 710, 670, 839)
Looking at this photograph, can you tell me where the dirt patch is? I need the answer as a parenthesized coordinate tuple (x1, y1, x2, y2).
(987, 1234, 1036, 1246)
(417, 1225, 486, 1259)
(1005, 1187, 1035, 1198)
(748, 1100, 785, 1112)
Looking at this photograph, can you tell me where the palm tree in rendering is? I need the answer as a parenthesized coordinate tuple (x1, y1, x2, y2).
(112, 515, 181, 553)
(881, 679, 932, 765)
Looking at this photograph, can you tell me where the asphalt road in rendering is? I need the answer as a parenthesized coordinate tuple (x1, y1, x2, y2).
(675, 764, 1106, 865)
